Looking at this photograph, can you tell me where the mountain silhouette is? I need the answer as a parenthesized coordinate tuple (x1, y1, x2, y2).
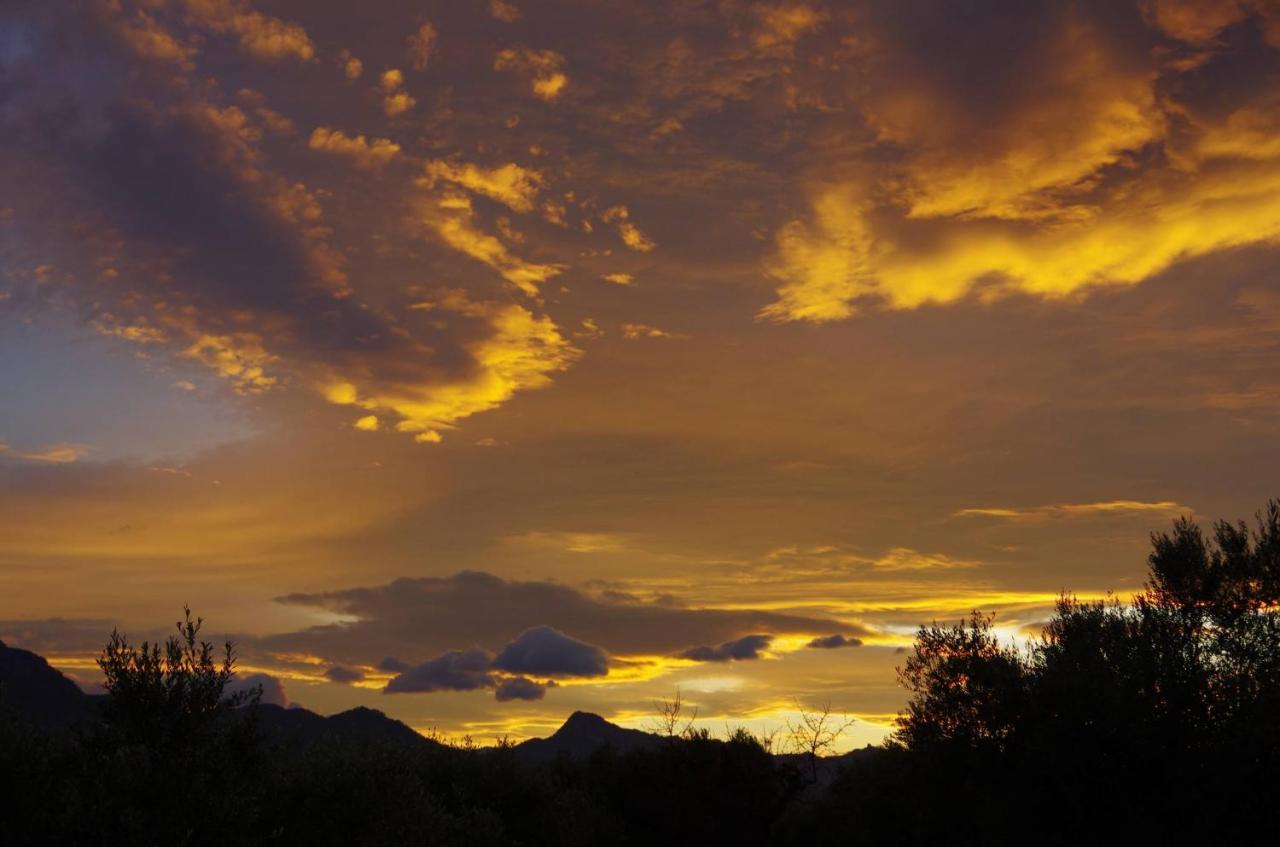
(255, 703, 443, 752)
(514, 710, 659, 762)
(0, 639, 439, 751)
(0, 639, 100, 729)
(0, 641, 828, 766)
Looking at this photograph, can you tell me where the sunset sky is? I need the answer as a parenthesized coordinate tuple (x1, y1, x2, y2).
(4, 0, 1280, 747)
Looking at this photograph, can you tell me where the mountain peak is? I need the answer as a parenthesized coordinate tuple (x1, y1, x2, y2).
(557, 710, 611, 732)
(515, 710, 658, 762)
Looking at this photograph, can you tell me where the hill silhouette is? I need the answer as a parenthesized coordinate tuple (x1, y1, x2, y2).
(0, 643, 656, 760)
(0, 643, 452, 756)
(513, 710, 658, 762)
(0, 639, 99, 729)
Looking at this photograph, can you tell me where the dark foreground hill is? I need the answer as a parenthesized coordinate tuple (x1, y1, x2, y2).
(0, 639, 99, 729)
(0, 639, 670, 760)
(0, 639, 867, 772)
(0, 639, 819, 846)
(513, 710, 659, 762)
(0, 638, 444, 754)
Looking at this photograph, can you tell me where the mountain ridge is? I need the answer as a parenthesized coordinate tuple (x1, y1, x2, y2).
(0, 640, 868, 769)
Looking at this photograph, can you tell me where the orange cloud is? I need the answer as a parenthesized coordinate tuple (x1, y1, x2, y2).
(182, 332, 277, 394)
(490, 0, 522, 23)
(411, 190, 564, 296)
(380, 69, 416, 116)
(308, 127, 400, 170)
(116, 10, 198, 68)
(423, 160, 544, 213)
(322, 293, 579, 442)
(1144, 0, 1280, 47)
(495, 48, 568, 101)
(602, 206, 656, 252)
(621, 323, 679, 340)
(407, 22, 438, 71)
(752, 4, 825, 53)
(0, 441, 91, 464)
(761, 8, 1280, 321)
(180, 0, 315, 62)
(338, 49, 363, 79)
(956, 500, 1189, 520)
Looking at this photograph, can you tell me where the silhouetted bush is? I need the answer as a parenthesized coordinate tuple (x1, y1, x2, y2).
(780, 501, 1280, 846)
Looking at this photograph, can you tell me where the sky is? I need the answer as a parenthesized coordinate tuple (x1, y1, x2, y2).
(3, 0, 1280, 749)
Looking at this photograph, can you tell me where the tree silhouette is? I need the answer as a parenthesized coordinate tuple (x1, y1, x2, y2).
(896, 611, 1028, 752)
(786, 701, 854, 782)
(87, 607, 264, 845)
(650, 687, 698, 739)
(868, 502, 1280, 846)
(97, 605, 258, 750)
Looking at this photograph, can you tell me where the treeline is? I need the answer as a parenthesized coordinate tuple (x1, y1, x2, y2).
(796, 503, 1280, 846)
(3, 504, 1280, 845)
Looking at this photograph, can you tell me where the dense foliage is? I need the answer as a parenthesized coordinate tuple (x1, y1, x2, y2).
(789, 503, 1280, 846)
(2, 506, 1279, 845)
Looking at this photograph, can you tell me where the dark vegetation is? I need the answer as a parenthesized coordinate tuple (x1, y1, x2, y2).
(3, 504, 1280, 845)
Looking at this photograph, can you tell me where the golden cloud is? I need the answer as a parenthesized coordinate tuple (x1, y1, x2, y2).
(0, 441, 91, 464)
(411, 190, 564, 296)
(762, 7, 1280, 321)
(182, 332, 278, 394)
(601, 206, 656, 252)
(504, 531, 629, 554)
(380, 69, 416, 116)
(752, 4, 825, 53)
(116, 10, 198, 68)
(1144, 0, 1280, 47)
(181, 0, 315, 62)
(760, 545, 979, 574)
(323, 294, 580, 442)
(407, 22, 438, 71)
(621, 323, 678, 340)
(338, 48, 363, 79)
(495, 47, 568, 101)
(308, 127, 401, 170)
(490, 0, 523, 24)
(955, 500, 1189, 520)
(423, 160, 544, 213)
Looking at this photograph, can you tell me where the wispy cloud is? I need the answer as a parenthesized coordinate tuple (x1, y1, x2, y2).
(503, 531, 629, 554)
(0, 441, 90, 464)
(955, 500, 1189, 520)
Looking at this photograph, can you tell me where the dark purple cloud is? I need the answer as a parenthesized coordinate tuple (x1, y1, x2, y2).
(494, 676, 550, 702)
(491, 625, 608, 678)
(384, 647, 494, 694)
(679, 634, 773, 663)
(680, 634, 768, 665)
(269, 571, 856, 665)
(377, 657, 411, 673)
(325, 664, 365, 684)
(383, 625, 606, 701)
(806, 634, 863, 649)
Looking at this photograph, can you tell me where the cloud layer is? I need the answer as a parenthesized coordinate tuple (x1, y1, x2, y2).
(382, 625, 605, 702)
(267, 571, 853, 667)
